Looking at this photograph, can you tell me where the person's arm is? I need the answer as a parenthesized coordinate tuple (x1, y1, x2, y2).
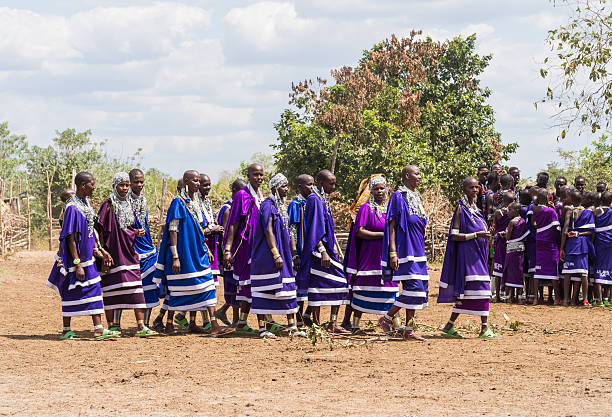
(289, 226, 299, 269)
(223, 222, 237, 269)
(387, 218, 399, 271)
(450, 208, 489, 242)
(504, 219, 516, 240)
(356, 226, 384, 240)
(169, 230, 180, 273)
(560, 210, 571, 261)
(264, 216, 283, 270)
(67, 232, 85, 281)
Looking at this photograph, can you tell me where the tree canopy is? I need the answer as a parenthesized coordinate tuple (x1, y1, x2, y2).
(273, 32, 516, 201)
(539, 0, 612, 137)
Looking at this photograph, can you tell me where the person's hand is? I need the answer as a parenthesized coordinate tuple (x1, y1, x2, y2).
(499, 231, 506, 238)
(568, 231, 578, 238)
(477, 230, 490, 239)
(223, 251, 232, 269)
(75, 264, 85, 281)
(136, 228, 146, 237)
(212, 225, 224, 235)
(390, 255, 399, 271)
(274, 256, 284, 270)
(172, 258, 181, 274)
(321, 251, 331, 268)
(102, 249, 114, 267)
(560, 249, 566, 262)
(293, 254, 300, 269)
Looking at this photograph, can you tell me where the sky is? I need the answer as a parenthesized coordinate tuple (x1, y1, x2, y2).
(0, 0, 593, 182)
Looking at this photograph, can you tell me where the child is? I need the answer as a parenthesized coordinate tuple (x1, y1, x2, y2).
(593, 191, 611, 306)
(519, 189, 536, 304)
(502, 202, 529, 302)
(560, 190, 595, 306)
(491, 192, 514, 301)
(532, 188, 561, 305)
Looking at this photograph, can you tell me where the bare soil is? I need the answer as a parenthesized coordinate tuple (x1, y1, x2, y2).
(0, 251, 610, 416)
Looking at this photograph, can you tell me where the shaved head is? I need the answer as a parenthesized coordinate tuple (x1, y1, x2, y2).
(463, 177, 478, 190)
(401, 165, 418, 178)
(199, 173, 210, 182)
(183, 170, 199, 182)
(297, 174, 314, 185)
(248, 163, 263, 175)
(316, 169, 334, 184)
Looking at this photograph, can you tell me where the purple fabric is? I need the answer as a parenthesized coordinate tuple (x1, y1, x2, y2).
(565, 209, 595, 255)
(533, 206, 560, 280)
(223, 187, 258, 292)
(533, 206, 560, 244)
(297, 193, 348, 306)
(345, 203, 397, 292)
(97, 199, 146, 310)
(492, 211, 511, 278)
(502, 217, 528, 288)
(223, 269, 239, 307)
(438, 200, 490, 304)
(594, 208, 612, 284)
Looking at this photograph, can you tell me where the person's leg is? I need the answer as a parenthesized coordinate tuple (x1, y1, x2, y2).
(296, 301, 305, 325)
(188, 311, 207, 333)
(310, 306, 320, 325)
(581, 274, 590, 305)
(62, 316, 72, 337)
(92, 314, 104, 337)
(552, 280, 560, 303)
(143, 308, 152, 327)
(257, 314, 275, 338)
(571, 279, 580, 305)
(166, 310, 176, 333)
(403, 309, 425, 341)
(495, 275, 501, 301)
(302, 305, 313, 326)
(531, 277, 539, 305)
(134, 309, 145, 330)
(105, 309, 114, 328)
(231, 306, 240, 326)
(441, 312, 460, 333)
(340, 303, 353, 330)
(200, 310, 211, 327)
(563, 275, 571, 304)
(350, 311, 364, 334)
(479, 315, 490, 336)
(379, 304, 401, 333)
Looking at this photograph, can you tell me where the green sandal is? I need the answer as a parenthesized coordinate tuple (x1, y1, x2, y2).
(202, 322, 212, 331)
(108, 326, 122, 336)
(268, 322, 284, 334)
(478, 328, 499, 340)
(604, 300, 612, 307)
(135, 326, 159, 338)
(441, 327, 463, 339)
(235, 324, 257, 335)
(60, 330, 80, 340)
(173, 315, 189, 330)
(94, 329, 120, 341)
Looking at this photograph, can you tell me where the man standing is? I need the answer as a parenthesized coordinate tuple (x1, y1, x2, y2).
(223, 164, 265, 335)
(297, 170, 350, 333)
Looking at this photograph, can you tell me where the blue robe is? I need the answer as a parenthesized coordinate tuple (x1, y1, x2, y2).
(296, 193, 348, 306)
(153, 196, 216, 311)
(287, 196, 307, 257)
(134, 210, 159, 308)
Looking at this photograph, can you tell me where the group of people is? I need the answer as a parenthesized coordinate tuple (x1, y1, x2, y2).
(45, 161, 611, 342)
(475, 164, 612, 308)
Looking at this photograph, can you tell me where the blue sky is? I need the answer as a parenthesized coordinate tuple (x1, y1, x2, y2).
(0, 0, 592, 181)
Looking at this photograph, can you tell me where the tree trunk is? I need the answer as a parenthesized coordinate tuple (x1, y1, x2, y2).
(26, 178, 31, 250)
(330, 135, 342, 174)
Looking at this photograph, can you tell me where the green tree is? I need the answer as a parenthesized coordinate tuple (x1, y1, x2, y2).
(545, 134, 612, 188)
(273, 33, 516, 201)
(539, 0, 612, 138)
(0, 122, 28, 179)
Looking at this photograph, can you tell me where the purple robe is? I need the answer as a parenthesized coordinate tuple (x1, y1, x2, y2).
(562, 208, 595, 277)
(218, 201, 239, 307)
(493, 210, 511, 278)
(438, 200, 490, 316)
(97, 199, 146, 310)
(223, 187, 259, 303)
(533, 206, 560, 281)
(296, 192, 349, 306)
(522, 204, 536, 274)
(345, 203, 397, 315)
(250, 197, 298, 315)
(46, 204, 104, 317)
(381, 190, 429, 310)
(594, 208, 612, 284)
(502, 217, 529, 289)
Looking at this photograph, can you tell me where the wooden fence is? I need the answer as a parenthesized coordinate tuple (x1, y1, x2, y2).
(0, 178, 31, 256)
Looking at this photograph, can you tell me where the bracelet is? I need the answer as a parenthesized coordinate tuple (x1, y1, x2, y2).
(273, 255, 282, 261)
(317, 245, 326, 253)
(466, 233, 476, 240)
(389, 251, 398, 259)
(169, 245, 178, 258)
(224, 245, 232, 252)
(270, 247, 280, 258)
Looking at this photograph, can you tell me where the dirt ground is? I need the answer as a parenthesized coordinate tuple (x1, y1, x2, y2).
(0, 251, 610, 417)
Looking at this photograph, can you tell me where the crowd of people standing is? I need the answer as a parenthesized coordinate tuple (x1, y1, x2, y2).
(46, 162, 611, 341)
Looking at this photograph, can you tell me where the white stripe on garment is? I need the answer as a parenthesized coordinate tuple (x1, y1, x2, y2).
(508, 230, 530, 243)
(45, 281, 60, 296)
(310, 268, 347, 284)
(103, 303, 148, 310)
(142, 284, 159, 291)
(168, 282, 216, 294)
(102, 280, 143, 292)
(308, 287, 349, 294)
(252, 291, 296, 300)
(536, 221, 560, 234)
(465, 275, 491, 282)
(381, 255, 427, 267)
(311, 251, 344, 270)
(578, 223, 595, 229)
(595, 224, 612, 232)
(350, 303, 392, 315)
(165, 268, 212, 280)
(451, 307, 489, 316)
(400, 290, 427, 297)
(394, 301, 428, 310)
(138, 249, 157, 260)
(561, 268, 588, 274)
(275, 290, 297, 298)
(307, 300, 349, 306)
(462, 290, 493, 297)
(67, 276, 101, 290)
(102, 288, 144, 297)
(392, 274, 429, 281)
(354, 269, 382, 277)
(352, 285, 398, 292)
(250, 272, 281, 280)
(141, 265, 156, 279)
(167, 298, 218, 311)
(61, 308, 105, 317)
(251, 283, 283, 292)
(61, 295, 103, 307)
(251, 307, 299, 315)
(99, 264, 140, 276)
(352, 293, 396, 303)
(533, 274, 559, 280)
(66, 258, 95, 273)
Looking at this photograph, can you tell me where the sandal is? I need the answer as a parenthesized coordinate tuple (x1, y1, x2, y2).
(165, 323, 178, 335)
(173, 315, 189, 330)
(151, 319, 166, 333)
(235, 324, 257, 335)
(209, 327, 235, 336)
(135, 326, 158, 338)
(259, 330, 277, 339)
(215, 310, 232, 327)
(94, 328, 120, 341)
(478, 328, 499, 340)
(582, 301, 592, 307)
(268, 322, 284, 334)
(604, 300, 612, 307)
(441, 327, 463, 339)
(108, 326, 122, 336)
(60, 330, 80, 340)
(402, 330, 426, 341)
(378, 316, 393, 334)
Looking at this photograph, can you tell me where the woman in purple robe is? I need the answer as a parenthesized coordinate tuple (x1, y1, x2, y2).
(46, 172, 119, 340)
(594, 191, 612, 306)
(345, 176, 397, 334)
(223, 164, 265, 335)
(531, 188, 561, 305)
(502, 202, 530, 302)
(378, 166, 429, 341)
(296, 170, 350, 334)
(491, 192, 514, 302)
(96, 172, 157, 337)
(438, 177, 497, 339)
(250, 174, 304, 338)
